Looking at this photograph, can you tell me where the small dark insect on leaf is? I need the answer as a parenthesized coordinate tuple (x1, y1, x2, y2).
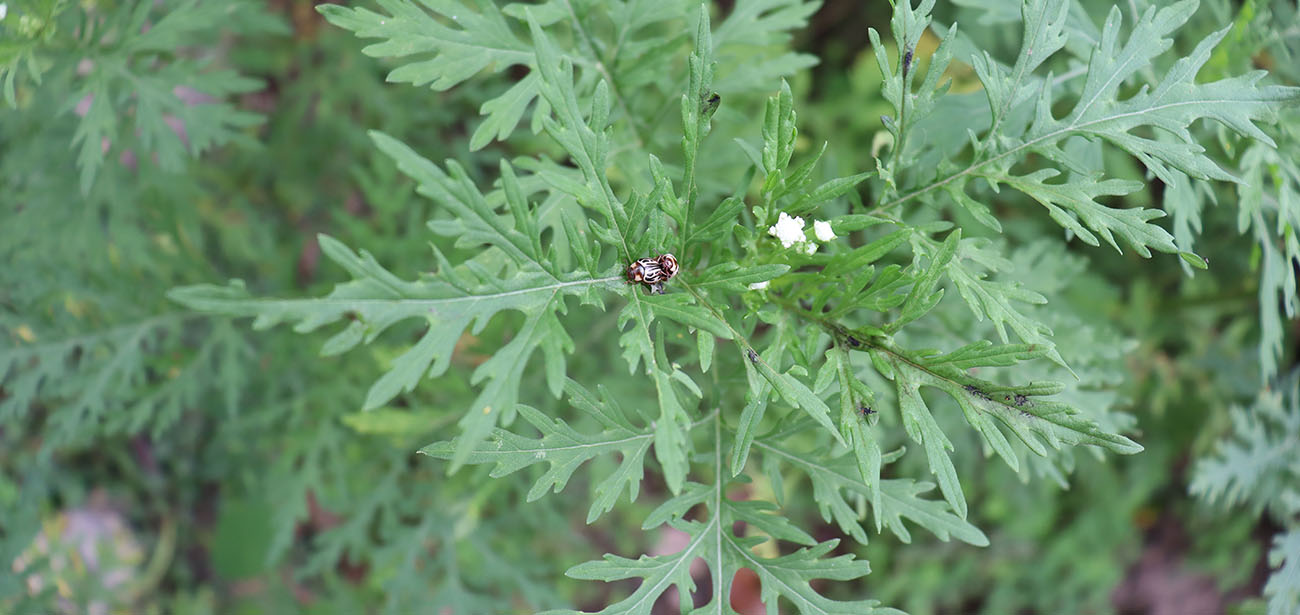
(746, 349, 759, 364)
(902, 48, 913, 78)
(964, 384, 991, 400)
(701, 92, 721, 116)
(1013, 394, 1029, 407)
(846, 336, 861, 348)
(859, 405, 876, 416)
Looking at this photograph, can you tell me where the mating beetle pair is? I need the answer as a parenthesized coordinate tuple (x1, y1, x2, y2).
(626, 253, 679, 294)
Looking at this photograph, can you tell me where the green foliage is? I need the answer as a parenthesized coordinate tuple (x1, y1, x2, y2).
(1192, 372, 1300, 518)
(1193, 370, 1300, 615)
(2, 1, 279, 192)
(4, 0, 1299, 613)
(1266, 530, 1300, 615)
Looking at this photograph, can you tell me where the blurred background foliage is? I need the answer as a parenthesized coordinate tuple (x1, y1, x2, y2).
(0, 0, 1296, 613)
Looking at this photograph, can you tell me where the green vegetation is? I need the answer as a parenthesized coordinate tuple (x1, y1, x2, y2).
(2, 0, 1297, 613)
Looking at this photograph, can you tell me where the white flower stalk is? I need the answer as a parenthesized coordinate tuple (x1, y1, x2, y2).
(812, 220, 836, 242)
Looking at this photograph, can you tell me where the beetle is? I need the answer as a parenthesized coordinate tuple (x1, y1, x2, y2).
(627, 257, 666, 285)
(656, 253, 679, 280)
(627, 253, 679, 294)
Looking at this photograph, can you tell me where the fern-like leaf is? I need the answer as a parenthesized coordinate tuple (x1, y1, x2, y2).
(755, 439, 987, 546)
(548, 422, 899, 615)
(883, 0, 1300, 261)
(1266, 530, 1300, 615)
(1191, 372, 1300, 519)
(421, 380, 653, 523)
(169, 234, 620, 470)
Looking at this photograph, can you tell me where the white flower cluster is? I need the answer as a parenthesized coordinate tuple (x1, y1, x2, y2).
(768, 212, 807, 248)
(765, 212, 837, 255)
(750, 213, 839, 291)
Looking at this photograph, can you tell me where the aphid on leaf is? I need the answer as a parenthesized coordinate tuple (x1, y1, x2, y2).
(964, 384, 991, 401)
(846, 336, 861, 348)
(859, 405, 876, 416)
(902, 48, 913, 78)
(746, 349, 759, 364)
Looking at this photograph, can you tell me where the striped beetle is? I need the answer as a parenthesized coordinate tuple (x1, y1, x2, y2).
(627, 257, 666, 285)
(656, 253, 679, 279)
(627, 253, 680, 293)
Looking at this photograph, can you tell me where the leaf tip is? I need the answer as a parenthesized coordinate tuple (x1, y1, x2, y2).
(1179, 251, 1208, 270)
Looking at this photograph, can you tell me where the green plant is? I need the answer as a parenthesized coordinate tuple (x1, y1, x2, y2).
(3, 0, 1298, 613)
(164, 0, 1298, 610)
(1193, 370, 1300, 615)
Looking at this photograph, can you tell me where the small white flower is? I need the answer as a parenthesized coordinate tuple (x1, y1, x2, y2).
(0, 4, 8, 21)
(748, 281, 770, 290)
(803, 242, 818, 255)
(813, 220, 836, 242)
(767, 212, 806, 248)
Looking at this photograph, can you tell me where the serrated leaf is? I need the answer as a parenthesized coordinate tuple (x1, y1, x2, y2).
(866, 340, 1144, 475)
(420, 381, 653, 523)
(691, 263, 790, 291)
(888, 354, 967, 519)
(750, 353, 845, 447)
(755, 441, 987, 547)
(824, 229, 910, 277)
(1191, 374, 1300, 518)
(169, 237, 622, 470)
(557, 434, 900, 615)
(996, 170, 1173, 256)
(1266, 530, 1300, 615)
(917, 0, 1300, 256)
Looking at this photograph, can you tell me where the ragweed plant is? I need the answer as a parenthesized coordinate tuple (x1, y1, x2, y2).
(169, 0, 1299, 610)
(4, 0, 1297, 612)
